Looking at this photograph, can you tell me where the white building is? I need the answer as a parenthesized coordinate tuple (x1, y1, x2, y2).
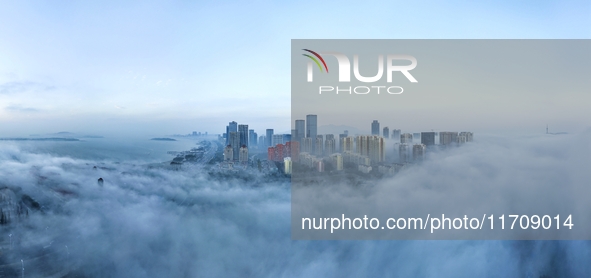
(412, 144, 426, 161)
(284, 157, 292, 174)
(239, 145, 249, 163)
(223, 145, 233, 161)
(330, 153, 343, 171)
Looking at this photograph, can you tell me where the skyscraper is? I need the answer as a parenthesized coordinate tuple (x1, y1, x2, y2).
(383, 127, 390, 139)
(413, 144, 426, 161)
(398, 143, 409, 163)
(341, 136, 354, 153)
(439, 132, 458, 146)
(315, 135, 324, 156)
(331, 153, 343, 171)
(301, 137, 313, 153)
(272, 134, 283, 146)
(295, 119, 305, 143)
(459, 132, 474, 142)
(400, 133, 413, 144)
(239, 145, 249, 163)
(258, 135, 266, 149)
(368, 136, 385, 163)
(248, 130, 257, 148)
(282, 134, 291, 143)
(392, 129, 401, 142)
(226, 121, 237, 145)
(306, 115, 317, 152)
(224, 145, 233, 161)
(421, 132, 436, 146)
(338, 133, 347, 152)
(238, 124, 248, 148)
(325, 137, 336, 155)
(371, 120, 380, 135)
(229, 131, 240, 159)
(266, 129, 274, 147)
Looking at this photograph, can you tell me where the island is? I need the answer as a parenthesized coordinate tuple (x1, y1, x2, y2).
(150, 138, 177, 141)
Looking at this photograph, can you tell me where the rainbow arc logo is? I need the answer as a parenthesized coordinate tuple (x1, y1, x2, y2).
(302, 49, 328, 73)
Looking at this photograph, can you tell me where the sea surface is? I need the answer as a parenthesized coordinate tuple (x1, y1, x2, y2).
(0, 137, 203, 163)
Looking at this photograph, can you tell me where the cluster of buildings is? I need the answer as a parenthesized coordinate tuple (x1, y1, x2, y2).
(288, 116, 474, 174)
(221, 121, 292, 165)
(218, 116, 473, 175)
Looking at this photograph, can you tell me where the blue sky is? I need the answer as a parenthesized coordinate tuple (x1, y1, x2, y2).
(0, 0, 589, 137)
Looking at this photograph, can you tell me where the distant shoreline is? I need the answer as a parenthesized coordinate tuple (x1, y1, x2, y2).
(0, 137, 80, 141)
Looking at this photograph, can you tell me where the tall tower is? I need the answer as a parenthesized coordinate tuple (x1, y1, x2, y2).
(238, 124, 249, 148)
(383, 127, 390, 139)
(229, 131, 240, 160)
(421, 132, 436, 146)
(392, 129, 401, 142)
(248, 130, 257, 148)
(306, 115, 317, 152)
(315, 135, 324, 156)
(239, 145, 249, 163)
(266, 129, 274, 147)
(226, 121, 238, 145)
(400, 133, 413, 144)
(295, 119, 305, 143)
(371, 120, 380, 135)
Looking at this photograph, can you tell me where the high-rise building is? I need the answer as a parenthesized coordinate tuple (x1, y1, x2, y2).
(248, 130, 257, 148)
(274, 144, 285, 161)
(368, 136, 386, 163)
(439, 132, 458, 146)
(458, 132, 474, 143)
(355, 135, 385, 163)
(315, 160, 324, 172)
(286, 141, 299, 162)
(258, 135, 266, 149)
(412, 144, 426, 160)
(383, 127, 390, 139)
(392, 129, 401, 142)
(282, 134, 291, 143)
(400, 133, 413, 144)
(238, 124, 249, 148)
(266, 129, 274, 147)
(306, 115, 317, 152)
(421, 132, 436, 146)
(325, 135, 336, 155)
(226, 121, 238, 145)
(239, 145, 249, 163)
(340, 136, 354, 153)
(284, 157, 292, 174)
(331, 153, 343, 171)
(223, 145, 233, 161)
(413, 133, 421, 141)
(295, 119, 305, 143)
(315, 135, 324, 156)
(338, 134, 347, 152)
(272, 134, 284, 146)
(229, 131, 240, 159)
(356, 135, 369, 156)
(371, 120, 380, 135)
(301, 137, 313, 153)
(399, 143, 409, 163)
